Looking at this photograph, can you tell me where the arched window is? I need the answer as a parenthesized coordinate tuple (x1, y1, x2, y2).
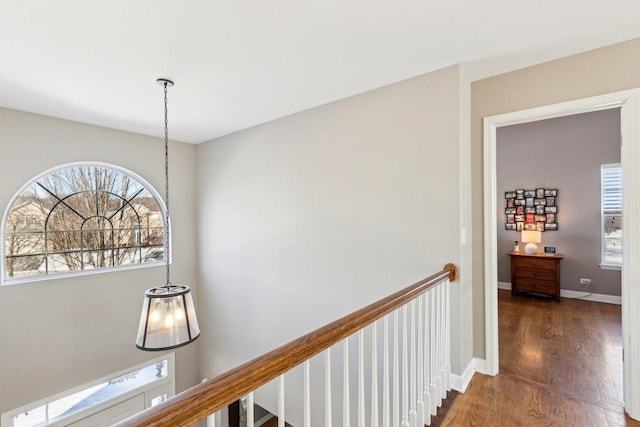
(2, 163, 166, 284)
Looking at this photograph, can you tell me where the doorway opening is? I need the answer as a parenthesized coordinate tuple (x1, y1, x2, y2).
(483, 89, 640, 419)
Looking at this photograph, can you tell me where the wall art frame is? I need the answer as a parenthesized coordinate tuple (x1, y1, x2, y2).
(505, 187, 558, 231)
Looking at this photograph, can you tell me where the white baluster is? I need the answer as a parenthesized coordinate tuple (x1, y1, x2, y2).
(247, 392, 254, 427)
(383, 315, 390, 427)
(424, 292, 432, 424)
(358, 330, 365, 427)
(278, 375, 285, 427)
(326, 349, 332, 427)
(304, 360, 311, 427)
(417, 295, 425, 426)
(206, 411, 216, 427)
(371, 321, 379, 427)
(393, 310, 399, 427)
(438, 282, 447, 406)
(445, 279, 451, 392)
(435, 284, 443, 407)
(429, 288, 437, 415)
(409, 300, 417, 427)
(344, 337, 351, 427)
(401, 305, 409, 427)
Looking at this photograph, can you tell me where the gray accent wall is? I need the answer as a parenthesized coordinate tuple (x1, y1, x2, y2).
(496, 108, 621, 296)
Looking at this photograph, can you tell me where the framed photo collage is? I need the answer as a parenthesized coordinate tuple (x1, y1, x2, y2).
(505, 188, 558, 232)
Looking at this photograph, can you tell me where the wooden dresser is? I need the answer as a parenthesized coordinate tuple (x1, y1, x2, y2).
(509, 252, 563, 300)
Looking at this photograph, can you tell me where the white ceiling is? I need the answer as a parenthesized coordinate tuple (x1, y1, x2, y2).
(1, 1, 639, 144)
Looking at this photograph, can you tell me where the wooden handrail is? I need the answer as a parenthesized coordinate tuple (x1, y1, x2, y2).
(116, 263, 458, 427)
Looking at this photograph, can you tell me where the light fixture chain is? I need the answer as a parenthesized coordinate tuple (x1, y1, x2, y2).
(137, 78, 200, 351)
(163, 81, 171, 286)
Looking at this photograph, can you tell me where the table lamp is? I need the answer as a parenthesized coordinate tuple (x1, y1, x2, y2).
(521, 230, 541, 254)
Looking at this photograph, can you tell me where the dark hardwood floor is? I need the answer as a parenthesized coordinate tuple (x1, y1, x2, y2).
(432, 289, 639, 426)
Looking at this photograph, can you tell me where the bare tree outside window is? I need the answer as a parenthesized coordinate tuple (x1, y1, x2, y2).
(3, 164, 165, 282)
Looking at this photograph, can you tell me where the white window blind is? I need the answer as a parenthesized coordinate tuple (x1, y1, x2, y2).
(602, 165, 622, 215)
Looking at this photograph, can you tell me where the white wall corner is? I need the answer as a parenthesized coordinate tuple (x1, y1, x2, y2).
(457, 62, 475, 378)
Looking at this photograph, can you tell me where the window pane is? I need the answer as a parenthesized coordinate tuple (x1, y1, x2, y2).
(3, 164, 165, 282)
(601, 164, 622, 266)
(13, 406, 46, 427)
(604, 215, 622, 264)
(11, 359, 169, 426)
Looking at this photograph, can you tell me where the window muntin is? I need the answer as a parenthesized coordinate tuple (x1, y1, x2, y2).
(601, 163, 622, 266)
(2, 163, 166, 283)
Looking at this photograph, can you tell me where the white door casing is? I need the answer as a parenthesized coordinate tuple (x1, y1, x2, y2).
(483, 89, 640, 419)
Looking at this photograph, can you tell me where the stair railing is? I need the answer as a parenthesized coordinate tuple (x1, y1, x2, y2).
(116, 263, 458, 427)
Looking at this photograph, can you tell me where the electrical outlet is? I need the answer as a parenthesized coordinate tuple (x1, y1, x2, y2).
(580, 278, 591, 285)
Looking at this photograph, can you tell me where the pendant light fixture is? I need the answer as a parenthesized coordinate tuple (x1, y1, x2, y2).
(136, 78, 200, 351)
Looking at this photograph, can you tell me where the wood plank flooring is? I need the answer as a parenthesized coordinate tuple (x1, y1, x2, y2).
(432, 290, 639, 426)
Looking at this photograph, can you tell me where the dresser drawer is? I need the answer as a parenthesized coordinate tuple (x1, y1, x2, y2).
(511, 256, 558, 271)
(513, 267, 556, 281)
(513, 277, 557, 294)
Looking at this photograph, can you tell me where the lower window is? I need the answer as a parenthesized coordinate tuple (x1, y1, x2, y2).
(2, 354, 174, 427)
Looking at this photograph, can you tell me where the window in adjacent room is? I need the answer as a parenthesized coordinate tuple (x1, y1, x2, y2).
(601, 163, 622, 268)
(2, 163, 167, 284)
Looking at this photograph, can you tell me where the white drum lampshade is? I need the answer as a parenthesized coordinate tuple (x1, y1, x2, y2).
(521, 230, 542, 254)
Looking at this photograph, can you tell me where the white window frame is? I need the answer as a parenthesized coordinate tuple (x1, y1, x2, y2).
(601, 163, 622, 270)
(1, 161, 169, 285)
(1, 353, 175, 427)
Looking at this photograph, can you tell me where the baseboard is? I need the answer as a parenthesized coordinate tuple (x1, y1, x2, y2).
(450, 357, 485, 393)
(560, 289, 622, 305)
(498, 281, 511, 290)
(471, 357, 487, 375)
(499, 282, 620, 305)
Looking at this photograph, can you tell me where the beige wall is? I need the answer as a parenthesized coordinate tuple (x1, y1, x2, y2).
(0, 108, 199, 414)
(471, 37, 640, 357)
(196, 65, 468, 424)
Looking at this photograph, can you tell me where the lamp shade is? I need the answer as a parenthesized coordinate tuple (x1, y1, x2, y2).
(521, 230, 542, 254)
(136, 284, 200, 351)
(521, 230, 541, 243)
